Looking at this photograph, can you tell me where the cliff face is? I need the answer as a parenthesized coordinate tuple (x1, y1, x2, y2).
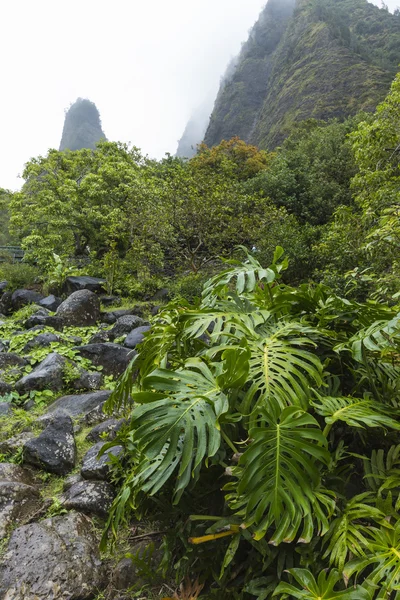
(59, 99, 106, 152)
(203, 0, 400, 150)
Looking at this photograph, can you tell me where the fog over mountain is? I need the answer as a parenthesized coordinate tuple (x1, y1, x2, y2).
(0, 0, 398, 189)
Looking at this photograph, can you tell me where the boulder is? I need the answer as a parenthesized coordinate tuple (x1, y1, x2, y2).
(24, 314, 65, 330)
(44, 389, 111, 420)
(0, 353, 27, 370)
(0, 282, 7, 292)
(0, 511, 104, 598)
(23, 415, 76, 475)
(109, 314, 146, 340)
(70, 369, 103, 392)
(39, 294, 62, 311)
(15, 352, 66, 393)
(73, 343, 132, 376)
(22, 331, 61, 352)
(0, 381, 12, 397)
(0, 291, 12, 315)
(99, 295, 120, 306)
(81, 442, 123, 481)
(63, 275, 106, 295)
(86, 418, 126, 443)
(0, 464, 41, 537)
(57, 289, 101, 326)
(61, 480, 115, 517)
(88, 329, 111, 344)
(10, 289, 44, 311)
(0, 432, 35, 456)
(124, 325, 151, 349)
(0, 402, 12, 416)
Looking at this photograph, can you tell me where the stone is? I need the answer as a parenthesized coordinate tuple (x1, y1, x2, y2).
(0, 464, 40, 537)
(0, 292, 12, 316)
(100, 295, 120, 306)
(57, 289, 101, 326)
(109, 315, 146, 340)
(81, 442, 123, 481)
(22, 331, 61, 352)
(86, 418, 126, 443)
(39, 294, 62, 311)
(45, 390, 111, 420)
(0, 402, 12, 416)
(0, 432, 35, 456)
(0, 511, 104, 598)
(70, 369, 103, 392)
(15, 352, 67, 393)
(0, 381, 12, 397)
(0, 353, 27, 370)
(88, 329, 111, 344)
(124, 325, 151, 349)
(63, 275, 106, 295)
(0, 463, 36, 486)
(100, 311, 117, 324)
(63, 473, 84, 492)
(24, 314, 65, 330)
(10, 289, 44, 311)
(61, 480, 115, 517)
(0, 341, 8, 353)
(73, 343, 132, 377)
(23, 415, 76, 475)
(0, 282, 8, 292)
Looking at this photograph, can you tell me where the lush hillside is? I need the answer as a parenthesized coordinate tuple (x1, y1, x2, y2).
(59, 98, 107, 151)
(204, 0, 400, 149)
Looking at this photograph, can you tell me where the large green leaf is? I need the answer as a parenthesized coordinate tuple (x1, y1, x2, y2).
(344, 520, 400, 593)
(323, 493, 386, 572)
(273, 568, 370, 599)
(227, 401, 332, 542)
(130, 360, 228, 502)
(311, 393, 400, 432)
(241, 323, 324, 413)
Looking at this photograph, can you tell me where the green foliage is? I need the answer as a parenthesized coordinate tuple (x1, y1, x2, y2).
(0, 262, 39, 291)
(102, 248, 400, 596)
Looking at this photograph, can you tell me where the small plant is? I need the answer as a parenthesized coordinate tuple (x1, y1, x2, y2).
(0, 262, 39, 291)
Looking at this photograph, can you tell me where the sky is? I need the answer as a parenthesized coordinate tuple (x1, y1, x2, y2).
(0, 0, 398, 191)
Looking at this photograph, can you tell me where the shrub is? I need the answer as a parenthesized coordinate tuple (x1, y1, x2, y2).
(0, 263, 40, 291)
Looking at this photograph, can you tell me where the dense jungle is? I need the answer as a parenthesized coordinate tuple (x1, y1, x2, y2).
(1, 0, 400, 598)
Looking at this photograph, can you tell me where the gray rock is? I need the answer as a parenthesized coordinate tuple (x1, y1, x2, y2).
(61, 480, 115, 517)
(0, 463, 36, 486)
(45, 390, 111, 420)
(0, 402, 12, 416)
(22, 332, 60, 352)
(73, 343, 132, 376)
(39, 294, 62, 311)
(63, 275, 106, 295)
(63, 473, 84, 492)
(83, 402, 111, 426)
(57, 289, 101, 326)
(0, 292, 12, 315)
(0, 432, 35, 456)
(124, 325, 151, 349)
(0, 381, 12, 397)
(100, 311, 117, 324)
(109, 315, 146, 340)
(88, 329, 111, 344)
(99, 295, 120, 306)
(81, 442, 123, 481)
(0, 481, 41, 537)
(0, 511, 104, 598)
(0, 282, 8, 292)
(0, 341, 8, 353)
(70, 369, 103, 392)
(10, 289, 44, 311)
(23, 415, 76, 475)
(24, 314, 65, 330)
(0, 353, 27, 370)
(15, 352, 66, 393)
(86, 418, 126, 443)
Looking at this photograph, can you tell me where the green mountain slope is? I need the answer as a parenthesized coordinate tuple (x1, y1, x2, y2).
(204, 0, 400, 150)
(59, 98, 106, 152)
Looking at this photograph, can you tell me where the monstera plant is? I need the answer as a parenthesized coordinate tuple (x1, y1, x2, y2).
(103, 247, 400, 599)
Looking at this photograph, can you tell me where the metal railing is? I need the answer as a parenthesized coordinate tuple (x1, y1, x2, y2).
(0, 246, 24, 263)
